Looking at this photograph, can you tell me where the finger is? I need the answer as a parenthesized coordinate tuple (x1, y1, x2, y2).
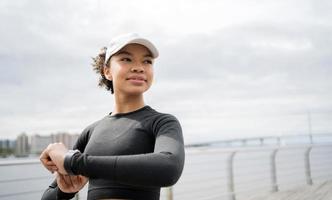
(79, 175, 88, 183)
(39, 147, 50, 161)
(71, 175, 86, 191)
(57, 173, 70, 188)
(40, 144, 57, 163)
(45, 161, 57, 166)
(56, 173, 68, 191)
(64, 174, 74, 187)
(46, 163, 58, 171)
(50, 166, 58, 171)
(70, 175, 79, 185)
(40, 149, 52, 171)
(41, 162, 55, 173)
(62, 174, 73, 187)
(41, 149, 63, 174)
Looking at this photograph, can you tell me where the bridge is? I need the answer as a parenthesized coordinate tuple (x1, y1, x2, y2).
(0, 134, 331, 200)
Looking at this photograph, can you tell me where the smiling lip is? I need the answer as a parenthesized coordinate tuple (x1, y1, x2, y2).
(126, 76, 147, 82)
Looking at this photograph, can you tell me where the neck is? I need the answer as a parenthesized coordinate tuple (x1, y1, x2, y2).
(112, 93, 145, 115)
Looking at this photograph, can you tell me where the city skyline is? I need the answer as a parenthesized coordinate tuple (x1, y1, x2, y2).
(1, 131, 79, 157)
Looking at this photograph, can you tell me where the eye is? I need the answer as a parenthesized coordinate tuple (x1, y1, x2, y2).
(120, 57, 132, 62)
(143, 59, 153, 65)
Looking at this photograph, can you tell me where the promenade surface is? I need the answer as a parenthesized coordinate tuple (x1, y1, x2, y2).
(249, 181, 332, 200)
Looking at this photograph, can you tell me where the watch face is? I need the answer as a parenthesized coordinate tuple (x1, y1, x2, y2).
(69, 149, 80, 154)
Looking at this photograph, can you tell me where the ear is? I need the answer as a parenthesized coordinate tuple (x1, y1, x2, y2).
(103, 65, 112, 81)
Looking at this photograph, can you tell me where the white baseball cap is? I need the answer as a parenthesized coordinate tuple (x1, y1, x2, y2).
(105, 33, 159, 62)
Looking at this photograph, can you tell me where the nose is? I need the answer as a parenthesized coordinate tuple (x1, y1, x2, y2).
(131, 66, 144, 73)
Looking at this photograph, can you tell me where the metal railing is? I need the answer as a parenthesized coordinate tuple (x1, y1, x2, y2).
(185, 133, 332, 148)
(171, 143, 332, 200)
(0, 159, 49, 199)
(1, 134, 332, 200)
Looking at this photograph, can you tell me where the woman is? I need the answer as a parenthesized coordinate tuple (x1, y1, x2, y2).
(40, 33, 185, 200)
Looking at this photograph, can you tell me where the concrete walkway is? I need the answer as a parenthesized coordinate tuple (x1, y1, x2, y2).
(248, 181, 332, 200)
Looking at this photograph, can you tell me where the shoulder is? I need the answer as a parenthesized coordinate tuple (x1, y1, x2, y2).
(82, 118, 104, 135)
(74, 117, 105, 150)
(144, 106, 182, 131)
(144, 106, 179, 120)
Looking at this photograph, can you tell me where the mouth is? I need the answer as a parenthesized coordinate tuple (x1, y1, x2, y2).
(126, 76, 147, 82)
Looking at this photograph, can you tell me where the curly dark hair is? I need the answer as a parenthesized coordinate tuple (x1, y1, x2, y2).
(91, 47, 114, 93)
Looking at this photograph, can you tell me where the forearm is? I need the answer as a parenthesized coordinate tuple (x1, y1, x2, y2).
(67, 150, 184, 187)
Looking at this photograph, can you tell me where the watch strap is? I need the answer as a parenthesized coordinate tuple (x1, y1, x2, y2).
(64, 149, 80, 175)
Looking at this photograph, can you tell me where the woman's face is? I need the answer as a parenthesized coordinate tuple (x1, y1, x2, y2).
(104, 43, 154, 96)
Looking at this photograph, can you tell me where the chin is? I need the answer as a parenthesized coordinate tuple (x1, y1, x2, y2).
(125, 88, 149, 95)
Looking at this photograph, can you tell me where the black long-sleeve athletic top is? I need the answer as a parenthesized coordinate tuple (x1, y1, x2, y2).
(41, 106, 185, 200)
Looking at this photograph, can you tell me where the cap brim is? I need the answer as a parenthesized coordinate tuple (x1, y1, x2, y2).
(106, 37, 159, 61)
(128, 38, 159, 58)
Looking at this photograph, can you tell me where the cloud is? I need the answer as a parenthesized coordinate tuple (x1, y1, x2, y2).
(0, 0, 332, 143)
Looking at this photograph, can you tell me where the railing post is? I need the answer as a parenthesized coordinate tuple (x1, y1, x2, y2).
(270, 149, 279, 192)
(304, 146, 313, 185)
(165, 186, 173, 200)
(226, 151, 236, 200)
(277, 137, 281, 146)
(242, 140, 247, 147)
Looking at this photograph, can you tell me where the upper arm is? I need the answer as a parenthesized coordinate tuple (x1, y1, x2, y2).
(153, 114, 184, 154)
(73, 120, 99, 152)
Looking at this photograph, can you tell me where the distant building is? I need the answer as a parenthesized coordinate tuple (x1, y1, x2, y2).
(13, 132, 80, 156)
(30, 134, 52, 154)
(15, 133, 29, 156)
(0, 139, 10, 150)
(0, 139, 15, 156)
(51, 132, 79, 149)
(9, 140, 16, 149)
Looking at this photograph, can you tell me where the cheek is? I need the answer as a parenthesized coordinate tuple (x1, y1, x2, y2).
(147, 67, 154, 78)
(111, 65, 126, 80)
(147, 70, 154, 85)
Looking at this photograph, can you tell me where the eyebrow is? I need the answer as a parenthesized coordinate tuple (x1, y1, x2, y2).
(116, 50, 153, 58)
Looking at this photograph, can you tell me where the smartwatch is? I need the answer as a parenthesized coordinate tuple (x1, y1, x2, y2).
(64, 149, 80, 175)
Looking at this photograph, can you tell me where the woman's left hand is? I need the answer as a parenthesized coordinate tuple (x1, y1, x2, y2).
(56, 172, 88, 193)
(40, 143, 68, 174)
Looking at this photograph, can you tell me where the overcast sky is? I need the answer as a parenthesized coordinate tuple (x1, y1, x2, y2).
(1, 0, 331, 144)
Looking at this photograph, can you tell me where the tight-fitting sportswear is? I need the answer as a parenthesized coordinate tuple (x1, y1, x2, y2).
(41, 106, 185, 200)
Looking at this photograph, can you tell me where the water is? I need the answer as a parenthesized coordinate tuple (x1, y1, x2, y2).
(0, 160, 53, 200)
(1, 144, 332, 200)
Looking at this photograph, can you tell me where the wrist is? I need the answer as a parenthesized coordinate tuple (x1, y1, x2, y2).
(64, 149, 80, 175)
